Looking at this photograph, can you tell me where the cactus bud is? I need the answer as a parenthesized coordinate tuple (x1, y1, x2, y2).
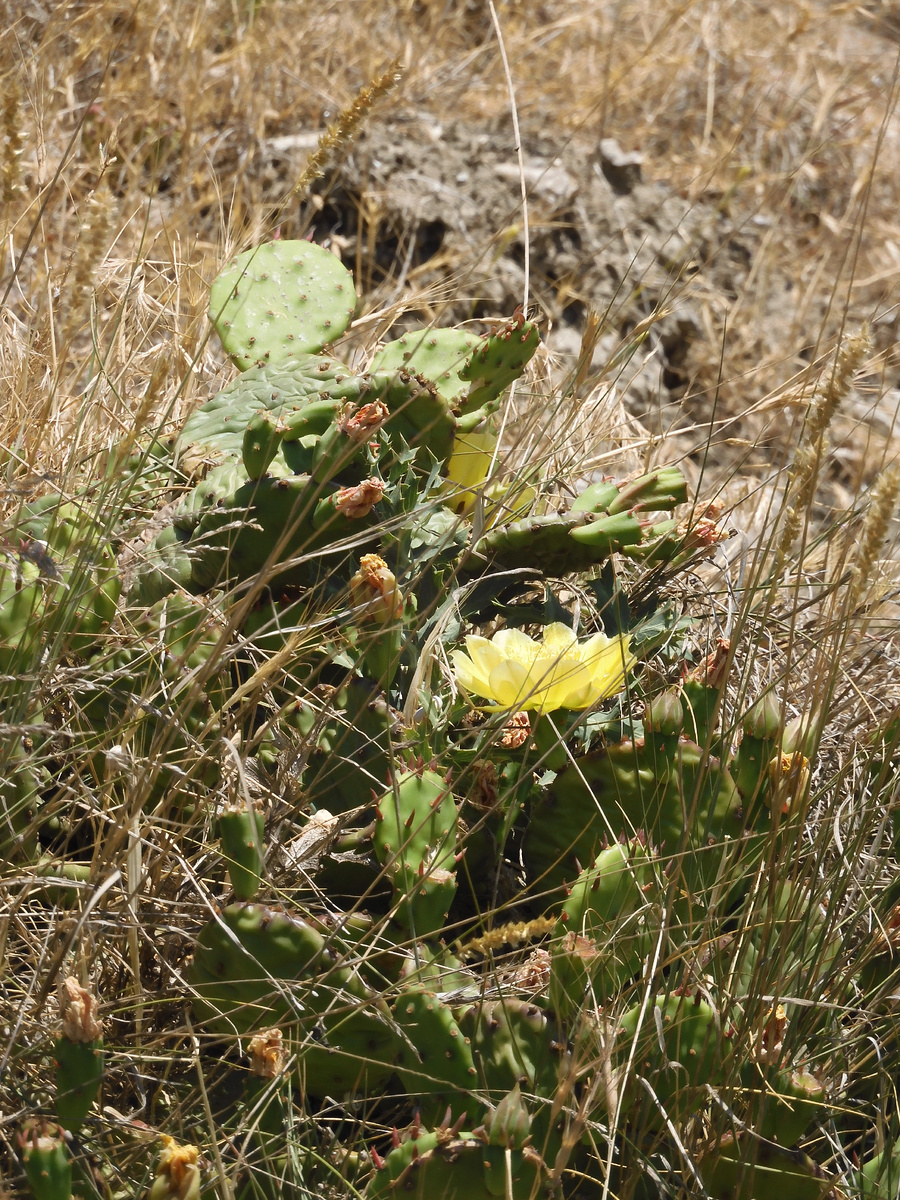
(218, 804, 265, 901)
(482, 1083, 532, 1148)
(148, 1136, 201, 1200)
(782, 714, 817, 756)
(350, 554, 403, 624)
(743, 693, 782, 741)
(767, 751, 810, 814)
(644, 688, 684, 737)
(19, 1120, 71, 1200)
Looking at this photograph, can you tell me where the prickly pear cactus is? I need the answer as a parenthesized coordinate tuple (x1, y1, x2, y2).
(13, 216, 890, 1200)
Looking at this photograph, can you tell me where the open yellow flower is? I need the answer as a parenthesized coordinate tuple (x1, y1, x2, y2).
(452, 622, 635, 712)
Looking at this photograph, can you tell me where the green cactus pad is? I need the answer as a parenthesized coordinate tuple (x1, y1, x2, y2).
(209, 240, 356, 370)
(175, 356, 364, 471)
(242, 410, 285, 478)
(54, 1038, 104, 1131)
(189, 903, 399, 1094)
(457, 998, 562, 1102)
(473, 511, 641, 575)
(375, 768, 458, 877)
(393, 986, 479, 1122)
(375, 767, 459, 941)
(616, 991, 729, 1123)
(370, 328, 481, 405)
(858, 1136, 900, 1199)
(551, 840, 655, 1011)
(219, 808, 266, 900)
(366, 1127, 547, 1200)
(19, 1122, 71, 1200)
(732, 693, 783, 818)
(698, 1133, 839, 1200)
(743, 1063, 826, 1147)
(184, 474, 332, 591)
(570, 479, 621, 514)
(391, 866, 458, 942)
(457, 313, 541, 417)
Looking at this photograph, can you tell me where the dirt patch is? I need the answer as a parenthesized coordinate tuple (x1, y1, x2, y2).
(254, 116, 793, 452)
(305, 116, 719, 392)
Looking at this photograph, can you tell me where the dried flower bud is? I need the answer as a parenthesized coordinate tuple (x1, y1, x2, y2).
(683, 638, 730, 688)
(248, 1028, 286, 1079)
(149, 1136, 201, 1200)
(341, 400, 389, 439)
(335, 477, 385, 518)
(753, 1004, 787, 1065)
(350, 554, 403, 623)
(499, 711, 530, 749)
(59, 977, 102, 1043)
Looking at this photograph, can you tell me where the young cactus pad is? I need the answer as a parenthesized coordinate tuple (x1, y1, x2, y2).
(457, 312, 541, 417)
(55, 977, 104, 1131)
(19, 1121, 71, 1200)
(370, 327, 480, 405)
(209, 240, 356, 369)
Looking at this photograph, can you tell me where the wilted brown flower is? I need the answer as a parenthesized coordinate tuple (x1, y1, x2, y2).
(335, 477, 385, 518)
(341, 400, 389, 438)
(59, 977, 102, 1043)
(683, 638, 730, 688)
(248, 1028, 286, 1078)
(499, 710, 531, 749)
(753, 1003, 787, 1064)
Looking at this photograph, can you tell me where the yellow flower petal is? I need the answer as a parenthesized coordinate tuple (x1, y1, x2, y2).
(488, 658, 533, 708)
(452, 623, 635, 712)
(444, 429, 498, 513)
(450, 648, 486, 696)
(541, 622, 577, 652)
(492, 627, 539, 660)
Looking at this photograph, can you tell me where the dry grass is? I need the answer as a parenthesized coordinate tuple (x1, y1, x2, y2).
(3, 2, 900, 1198)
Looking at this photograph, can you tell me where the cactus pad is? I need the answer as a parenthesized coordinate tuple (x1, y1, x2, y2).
(209, 240, 356, 369)
(370, 328, 480, 405)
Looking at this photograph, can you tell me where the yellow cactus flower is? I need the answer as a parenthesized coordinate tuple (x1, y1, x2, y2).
(452, 622, 635, 712)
